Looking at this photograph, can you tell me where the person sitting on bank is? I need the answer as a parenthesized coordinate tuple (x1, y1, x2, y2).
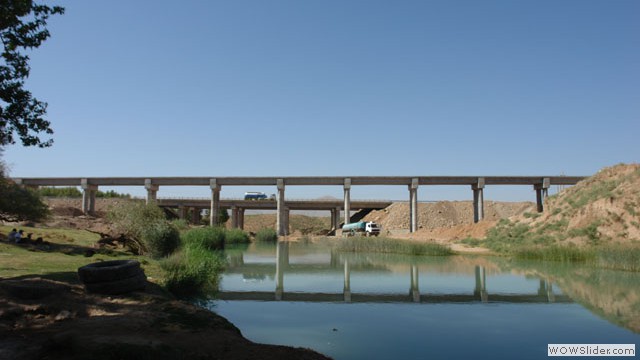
(8, 229, 18, 242)
(15, 230, 24, 244)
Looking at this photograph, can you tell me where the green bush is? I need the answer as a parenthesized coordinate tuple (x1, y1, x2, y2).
(255, 228, 278, 243)
(38, 186, 82, 197)
(170, 219, 191, 231)
(225, 228, 250, 244)
(182, 227, 225, 251)
(161, 247, 225, 297)
(108, 201, 166, 241)
(141, 221, 181, 258)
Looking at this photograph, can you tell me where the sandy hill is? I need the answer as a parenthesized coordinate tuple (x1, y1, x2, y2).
(511, 163, 640, 245)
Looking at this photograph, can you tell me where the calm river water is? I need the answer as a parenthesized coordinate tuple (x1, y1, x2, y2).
(205, 242, 640, 360)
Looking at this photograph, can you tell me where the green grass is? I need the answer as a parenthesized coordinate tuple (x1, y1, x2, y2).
(160, 245, 225, 298)
(255, 228, 278, 243)
(181, 227, 225, 251)
(0, 225, 164, 283)
(335, 236, 453, 256)
(224, 228, 250, 244)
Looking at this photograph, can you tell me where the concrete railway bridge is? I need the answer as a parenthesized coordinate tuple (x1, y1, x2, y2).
(13, 175, 584, 236)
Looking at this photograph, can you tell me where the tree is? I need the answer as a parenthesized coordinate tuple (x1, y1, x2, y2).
(1, 0, 64, 148)
(0, 153, 49, 222)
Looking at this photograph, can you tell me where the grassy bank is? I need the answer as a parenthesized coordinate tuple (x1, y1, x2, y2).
(459, 220, 640, 271)
(0, 224, 165, 282)
(334, 236, 453, 256)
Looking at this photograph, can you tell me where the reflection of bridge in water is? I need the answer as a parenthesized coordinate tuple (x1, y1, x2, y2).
(220, 242, 571, 304)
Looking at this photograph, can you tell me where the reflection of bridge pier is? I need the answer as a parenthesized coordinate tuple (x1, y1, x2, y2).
(538, 279, 555, 303)
(474, 266, 488, 302)
(275, 241, 290, 300)
(410, 265, 420, 302)
(344, 259, 351, 302)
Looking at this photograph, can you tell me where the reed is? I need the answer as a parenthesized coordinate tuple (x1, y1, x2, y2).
(336, 236, 453, 256)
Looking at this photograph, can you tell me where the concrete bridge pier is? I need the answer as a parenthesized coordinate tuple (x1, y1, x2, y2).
(276, 179, 287, 236)
(410, 264, 420, 302)
(210, 179, 221, 226)
(344, 178, 351, 225)
(144, 179, 158, 205)
(191, 208, 201, 224)
(231, 206, 239, 228)
(344, 258, 351, 303)
(535, 178, 551, 213)
(178, 206, 188, 220)
(474, 265, 488, 302)
(331, 206, 341, 234)
(472, 178, 485, 223)
(409, 178, 419, 233)
(238, 208, 245, 230)
(81, 179, 97, 215)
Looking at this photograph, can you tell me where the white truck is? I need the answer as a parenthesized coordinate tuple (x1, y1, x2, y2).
(341, 221, 381, 237)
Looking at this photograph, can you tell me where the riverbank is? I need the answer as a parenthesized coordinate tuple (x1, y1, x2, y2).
(0, 276, 330, 360)
(0, 228, 330, 360)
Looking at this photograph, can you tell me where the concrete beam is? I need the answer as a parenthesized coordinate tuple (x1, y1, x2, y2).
(10, 175, 586, 188)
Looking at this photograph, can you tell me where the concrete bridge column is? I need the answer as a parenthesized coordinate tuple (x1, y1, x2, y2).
(344, 178, 351, 225)
(410, 264, 420, 302)
(81, 179, 98, 215)
(474, 265, 488, 302)
(231, 206, 239, 228)
(144, 179, 158, 205)
(472, 178, 485, 223)
(409, 178, 419, 232)
(191, 208, 201, 224)
(534, 178, 551, 212)
(210, 179, 221, 226)
(330, 207, 341, 234)
(178, 206, 188, 220)
(344, 258, 351, 303)
(276, 179, 287, 236)
(238, 208, 245, 230)
(284, 208, 290, 236)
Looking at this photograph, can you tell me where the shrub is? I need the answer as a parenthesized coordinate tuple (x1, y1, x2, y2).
(255, 228, 278, 243)
(225, 228, 250, 244)
(170, 219, 190, 231)
(182, 227, 225, 251)
(108, 201, 166, 240)
(161, 248, 225, 297)
(141, 221, 181, 258)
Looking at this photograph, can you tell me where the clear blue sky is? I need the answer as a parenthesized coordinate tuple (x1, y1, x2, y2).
(4, 0, 639, 201)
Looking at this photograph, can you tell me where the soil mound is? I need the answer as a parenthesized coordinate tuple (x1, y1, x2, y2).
(515, 163, 640, 245)
(362, 200, 533, 235)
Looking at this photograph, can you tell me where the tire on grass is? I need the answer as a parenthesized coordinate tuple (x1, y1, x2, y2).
(78, 260, 141, 284)
(83, 270, 147, 295)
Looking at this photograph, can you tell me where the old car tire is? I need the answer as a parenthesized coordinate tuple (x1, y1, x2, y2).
(78, 260, 141, 284)
(83, 270, 147, 295)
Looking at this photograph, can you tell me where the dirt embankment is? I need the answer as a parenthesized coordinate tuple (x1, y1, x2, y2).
(362, 201, 534, 243)
(507, 163, 640, 245)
